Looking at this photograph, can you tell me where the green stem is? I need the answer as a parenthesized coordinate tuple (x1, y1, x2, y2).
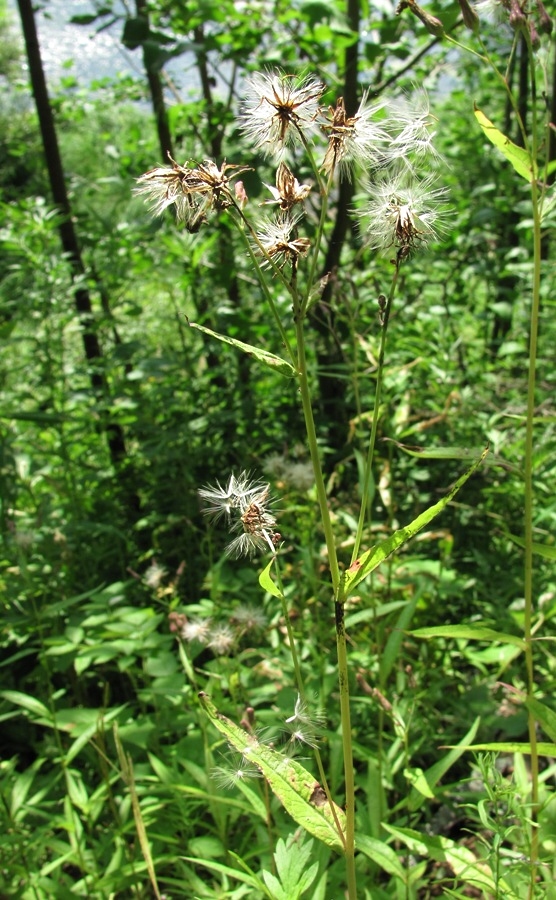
(271, 554, 346, 847)
(524, 36, 541, 890)
(294, 312, 340, 592)
(336, 598, 357, 897)
(351, 268, 399, 564)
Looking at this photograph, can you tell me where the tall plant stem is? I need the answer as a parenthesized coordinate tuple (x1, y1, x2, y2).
(294, 315, 356, 896)
(351, 268, 399, 564)
(294, 316, 340, 592)
(271, 556, 346, 847)
(524, 40, 542, 887)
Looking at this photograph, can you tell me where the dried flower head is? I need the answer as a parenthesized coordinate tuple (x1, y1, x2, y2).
(240, 70, 325, 157)
(263, 162, 311, 210)
(231, 604, 268, 631)
(207, 623, 236, 655)
(255, 212, 311, 268)
(181, 617, 212, 643)
(135, 156, 250, 229)
(322, 93, 389, 177)
(199, 471, 281, 559)
(361, 173, 448, 258)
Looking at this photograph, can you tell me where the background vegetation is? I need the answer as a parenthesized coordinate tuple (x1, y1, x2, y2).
(0, 0, 555, 897)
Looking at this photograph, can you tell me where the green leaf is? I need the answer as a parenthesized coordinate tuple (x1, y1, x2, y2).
(410, 624, 525, 649)
(505, 533, 556, 561)
(183, 856, 270, 894)
(407, 716, 480, 812)
(1, 690, 52, 721)
(474, 107, 535, 182)
(523, 696, 556, 743)
(188, 320, 295, 377)
(355, 833, 407, 881)
(449, 742, 556, 755)
(259, 558, 284, 600)
(263, 834, 319, 900)
(199, 693, 346, 851)
(341, 449, 488, 597)
(383, 825, 520, 898)
(384, 439, 518, 473)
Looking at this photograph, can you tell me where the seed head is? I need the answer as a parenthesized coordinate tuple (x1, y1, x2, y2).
(135, 156, 250, 229)
(361, 173, 449, 258)
(322, 93, 389, 177)
(240, 70, 325, 157)
(199, 472, 281, 559)
(255, 212, 311, 268)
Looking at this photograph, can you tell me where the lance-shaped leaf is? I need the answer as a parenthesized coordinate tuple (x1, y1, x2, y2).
(410, 624, 525, 650)
(474, 107, 535, 183)
(342, 448, 488, 598)
(198, 693, 346, 852)
(188, 320, 295, 377)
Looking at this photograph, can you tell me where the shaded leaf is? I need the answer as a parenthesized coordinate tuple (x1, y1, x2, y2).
(342, 449, 488, 597)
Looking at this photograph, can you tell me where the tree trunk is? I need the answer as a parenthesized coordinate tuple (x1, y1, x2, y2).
(16, 0, 127, 464)
(135, 0, 174, 159)
(310, 0, 361, 452)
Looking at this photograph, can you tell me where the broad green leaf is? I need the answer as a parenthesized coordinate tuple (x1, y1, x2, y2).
(199, 693, 346, 851)
(410, 624, 525, 649)
(259, 558, 284, 600)
(525, 697, 556, 743)
(474, 107, 535, 182)
(383, 825, 519, 898)
(188, 320, 295, 377)
(506, 533, 556, 561)
(342, 449, 488, 597)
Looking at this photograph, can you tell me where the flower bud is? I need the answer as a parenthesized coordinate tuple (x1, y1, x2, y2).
(458, 0, 479, 32)
(536, 0, 553, 34)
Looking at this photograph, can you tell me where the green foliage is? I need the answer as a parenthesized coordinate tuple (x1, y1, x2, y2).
(0, 0, 555, 896)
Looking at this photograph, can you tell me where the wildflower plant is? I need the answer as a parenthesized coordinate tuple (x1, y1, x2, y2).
(137, 68, 488, 898)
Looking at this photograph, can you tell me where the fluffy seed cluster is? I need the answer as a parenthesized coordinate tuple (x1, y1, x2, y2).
(199, 471, 280, 558)
(136, 68, 450, 261)
(134, 156, 250, 231)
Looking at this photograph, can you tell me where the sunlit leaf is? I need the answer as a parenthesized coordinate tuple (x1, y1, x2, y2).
(474, 107, 535, 182)
(199, 693, 346, 851)
(188, 320, 295, 376)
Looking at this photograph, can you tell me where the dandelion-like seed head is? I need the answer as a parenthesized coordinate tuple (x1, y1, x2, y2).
(207, 623, 236, 655)
(361, 173, 449, 259)
(322, 92, 389, 177)
(143, 561, 166, 590)
(255, 212, 311, 269)
(199, 471, 281, 559)
(181, 617, 212, 643)
(135, 157, 250, 230)
(240, 70, 325, 157)
(231, 604, 268, 631)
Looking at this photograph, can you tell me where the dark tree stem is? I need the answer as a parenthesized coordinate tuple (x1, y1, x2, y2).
(16, 0, 127, 464)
